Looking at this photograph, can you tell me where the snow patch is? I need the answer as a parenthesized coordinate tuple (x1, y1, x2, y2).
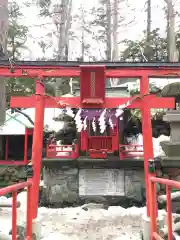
(126, 133, 170, 157)
(0, 193, 145, 239)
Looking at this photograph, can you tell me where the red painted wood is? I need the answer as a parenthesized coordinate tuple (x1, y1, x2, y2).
(81, 129, 88, 152)
(31, 80, 45, 219)
(140, 76, 155, 217)
(89, 151, 107, 159)
(1, 66, 180, 78)
(10, 95, 175, 109)
(46, 144, 79, 159)
(5, 136, 8, 161)
(80, 65, 105, 105)
(0, 160, 27, 165)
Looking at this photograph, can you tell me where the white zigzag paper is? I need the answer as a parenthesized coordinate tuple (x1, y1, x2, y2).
(92, 118, 96, 132)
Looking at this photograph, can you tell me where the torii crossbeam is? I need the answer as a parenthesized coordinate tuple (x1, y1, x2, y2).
(0, 60, 176, 220)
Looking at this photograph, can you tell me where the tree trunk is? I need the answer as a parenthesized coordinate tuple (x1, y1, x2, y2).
(112, 0, 118, 61)
(106, 0, 112, 61)
(80, 6, 85, 61)
(147, 0, 151, 43)
(165, 0, 178, 61)
(56, 0, 66, 61)
(111, 0, 119, 86)
(64, 0, 72, 61)
(0, 0, 8, 124)
(147, 0, 151, 42)
(55, 0, 72, 96)
(145, 0, 153, 61)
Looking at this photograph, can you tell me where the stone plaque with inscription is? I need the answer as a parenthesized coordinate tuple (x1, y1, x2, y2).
(79, 169, 125, 196)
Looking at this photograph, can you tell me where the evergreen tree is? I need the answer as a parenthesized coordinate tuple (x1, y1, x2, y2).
(121, 29, 168, 62)
(6, 1, 55, 107)
(8, 1, 28, 60)
(37, 0, 73, 96)
(6, 1, 30, 107)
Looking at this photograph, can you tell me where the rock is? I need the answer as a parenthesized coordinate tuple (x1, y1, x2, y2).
(42, 233, 76, 240)
(42, 167, 79, 205)
(81, 203, 105, 211)
(0, 232, 11, 240)
(9, 225, 37, 240)
(125, 171, 145, 202)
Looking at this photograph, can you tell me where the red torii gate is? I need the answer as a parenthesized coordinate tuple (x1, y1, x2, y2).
(0, 61, 176, 220)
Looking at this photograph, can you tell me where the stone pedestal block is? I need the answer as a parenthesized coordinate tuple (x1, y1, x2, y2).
(163, 110, 180, 142)
(161, 110, 180, 158)
(160, 141, 180, 157)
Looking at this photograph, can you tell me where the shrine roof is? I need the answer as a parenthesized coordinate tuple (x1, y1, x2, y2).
(0, 108, 72, 135)
(0, 109, 33, 135)
(1, 60, 180, 68)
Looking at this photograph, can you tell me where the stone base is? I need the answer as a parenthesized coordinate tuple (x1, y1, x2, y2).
(160, 141, 180, 157)
(141, 213, 165, 240)
(142, 214, 150, 240)
(9, 223, 39, 240)
(32, 218, 41, 240)
(42, 166, 147, 206)
(41, 163, 180, 207)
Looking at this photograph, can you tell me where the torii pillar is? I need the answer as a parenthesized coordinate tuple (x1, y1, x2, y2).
(10, 65, 175, 219)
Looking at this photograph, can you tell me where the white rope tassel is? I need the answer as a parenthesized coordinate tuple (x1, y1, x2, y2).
(83, 116, 87, 131)
(77, 123, 83, 132)
(66, 107, 74, 118)
(75, 109, 82, 132)
(109, 118, 114, 130)
(92, 117, 96, 132)
(98, 109, 106, 134)
(115, 109, 123, 117)
(115, 100, 131, 117)
(99, 118, 106, 133)
(99, 109, 106, 120)
(99, 115, 106, 133)
(74, 109, 82, 121)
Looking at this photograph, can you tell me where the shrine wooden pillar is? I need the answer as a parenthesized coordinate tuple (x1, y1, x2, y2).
(31, 77, 45, 219)
(140, 76, 156, 217)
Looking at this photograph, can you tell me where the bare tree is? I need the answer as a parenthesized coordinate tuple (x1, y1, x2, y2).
(147, 0, 151, 43)
(37, 0, 73, 95)
(165, 0, 178, 61)
(106, 0, 112, 60)
(0, 0, 8, 124)
(52, 0, 72, 96)
(112, 0, 118, 61)
(144, 0, 153, 61)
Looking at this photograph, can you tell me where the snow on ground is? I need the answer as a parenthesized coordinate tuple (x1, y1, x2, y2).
(40, 205, 144, 240)
(0, 192, 145, 239)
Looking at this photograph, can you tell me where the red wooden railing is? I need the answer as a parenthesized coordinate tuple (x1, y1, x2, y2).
(119, 144, 144, 160)
(149, 177, 180, 240)
(46, 141, 145, 160)
(88, 136, 113, 151)
(0, 180, 33, 240)
(46, 144, 79, 159)
(88, 136, 113, 159)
